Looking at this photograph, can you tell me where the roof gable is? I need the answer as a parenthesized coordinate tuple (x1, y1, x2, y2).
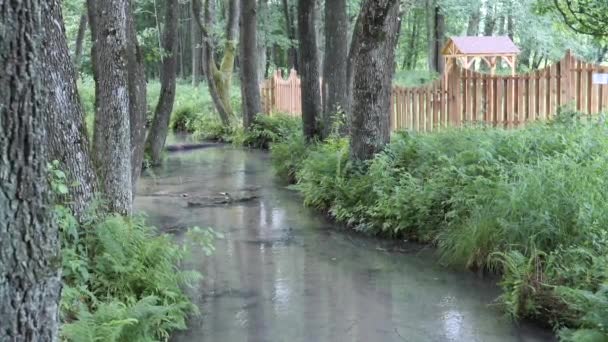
(442, 36, 520, 55)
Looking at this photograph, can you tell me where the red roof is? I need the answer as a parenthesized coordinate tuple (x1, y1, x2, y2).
(445, 36, 520, 55)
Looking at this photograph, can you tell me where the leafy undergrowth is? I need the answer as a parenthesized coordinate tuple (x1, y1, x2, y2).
(51, 164, 218, 342)
(270, 110, 608, 340)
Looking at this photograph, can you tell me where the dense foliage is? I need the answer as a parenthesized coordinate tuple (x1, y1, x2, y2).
(49, 163, 216, 342)
(270, 112, 608, 340)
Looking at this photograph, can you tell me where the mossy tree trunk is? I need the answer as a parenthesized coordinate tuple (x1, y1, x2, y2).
(349, 0, 402, 161)
(0, 0, 61, 339)
(192, 0, 239, 126)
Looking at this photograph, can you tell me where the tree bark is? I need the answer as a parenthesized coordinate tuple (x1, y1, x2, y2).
(147, 0, 179, 166)
(126, 0, 148, 188)
(346, 13, 362, 117)
(0, 0, 61, 340)
(257, 0, 269, 81)
(427, 2, 445, 74)
(43, 0, 99, 220)
(73, 13, 88, 68)
(88, 0, 133, 214)
(483, 2, 496, 36)
(467, 7, 481, 36)
(350, 0, 401, 161)
(322, 0, 348, 137)
(298, 0, 322, 141)
(240, 0, 262, 129)
(192, 0, 231, 125)
(282, 0, 299, 70)
(192, 0, 202, 86)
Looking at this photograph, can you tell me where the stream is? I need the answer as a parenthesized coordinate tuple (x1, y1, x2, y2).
(135, 145, 555, 342)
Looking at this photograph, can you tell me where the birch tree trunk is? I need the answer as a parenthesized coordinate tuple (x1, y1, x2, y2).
(43, 0, 98, 220)
(322, 0, 348, 137)
(298, 0, 322, 141)
(88, 0, 133, 214)
(350, 0, 402, 161)
(146, 0, 179, 166)
(240, 0, 262, 129)
(0, 0, 61, 339)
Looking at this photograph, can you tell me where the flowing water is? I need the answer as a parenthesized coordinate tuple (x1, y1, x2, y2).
(135, 145, 555, 342)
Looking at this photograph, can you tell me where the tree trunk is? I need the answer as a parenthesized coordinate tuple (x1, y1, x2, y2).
(127, 0, 148, 188)
(88, 0, 133, 214)
(298, 0, 322, 141)
(192, 0, 232, 125)
(0, 0, 61, 340)
(483, 2, 496, 36)
(350, 0, 401, 161)
(467, 7, 481, 36)
(147, 0, 179, 166)
(282, 0, 299, 70)
(427, 2, 444, 74)
(43, 0, 99, 220)
(322, 0, 348, 137)
(346, 13, 362, 117)
(257, 0, 269, 81)
(240, 0, 262, 129)
(192, 0, 202, 86)
(73, 13, 88, 68)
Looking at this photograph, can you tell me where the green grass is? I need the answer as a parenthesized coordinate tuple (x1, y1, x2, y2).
(270, 110, 608, 340)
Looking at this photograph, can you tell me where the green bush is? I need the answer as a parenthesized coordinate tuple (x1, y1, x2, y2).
(51, 164, 217, 342)
(271, 111, 608, 339)
(238, 114, 301, 149)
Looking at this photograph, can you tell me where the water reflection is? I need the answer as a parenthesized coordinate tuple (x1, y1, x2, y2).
(134, 146, 555, 342)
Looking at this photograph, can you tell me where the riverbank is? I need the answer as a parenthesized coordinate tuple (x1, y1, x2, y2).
(135, 145, 554, 341)
(266, 112, 608, 341)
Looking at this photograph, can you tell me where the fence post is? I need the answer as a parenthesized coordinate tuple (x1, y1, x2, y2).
(560, 50, 573, 107)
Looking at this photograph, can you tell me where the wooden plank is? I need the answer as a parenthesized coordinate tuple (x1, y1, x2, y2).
(548, 64, 556, 119)
(432, 81, 441, 131)
(527, 75, 534, 122)
(577, 59, 583, 112)
(588, 65, 596, 114)
(412, 89, 419, 131)
(404, 88, 411, 130)
(426, 86, 432, 131)
(463, 70, 470, 123)
(418, 86, 425, 131)
(506, 77, 514, 128)
(496, 77, 504, 126)
(538, 69, 546, 120)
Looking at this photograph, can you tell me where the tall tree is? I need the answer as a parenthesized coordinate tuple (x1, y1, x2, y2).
(88, 0, 133, 214)
(73, 13, 88, 68)
(350, 0, 402, 161)
(192, 1, 203, 86)
(146, 0, 179, 166)
(322, 0, 349, 137)
(467, 7, 481, 36)
(552, 0, 608, 37)
(298, 0, 322, 141)
(240, 0, 262, 129)
(43, 0, 99, 220)
(0, 0, 61, 339)
(282, 0, 299, 70)
(126, 0, 148, 189)
(427, 1, 445, 74)
(192, 0, 239, 125)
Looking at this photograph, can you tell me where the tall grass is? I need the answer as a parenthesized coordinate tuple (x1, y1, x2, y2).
(271, 111, 608, 339)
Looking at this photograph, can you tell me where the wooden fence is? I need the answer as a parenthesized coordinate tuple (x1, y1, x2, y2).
(260, 51, 608, 132)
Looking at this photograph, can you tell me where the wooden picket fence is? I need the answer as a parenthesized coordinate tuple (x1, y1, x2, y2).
(260, 51, 608, 132)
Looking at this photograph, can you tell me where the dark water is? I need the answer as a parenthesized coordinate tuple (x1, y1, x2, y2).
(135, 146, 555, 342)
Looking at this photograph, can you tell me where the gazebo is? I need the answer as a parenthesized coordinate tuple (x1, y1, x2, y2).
(442, 36, 520, 76)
